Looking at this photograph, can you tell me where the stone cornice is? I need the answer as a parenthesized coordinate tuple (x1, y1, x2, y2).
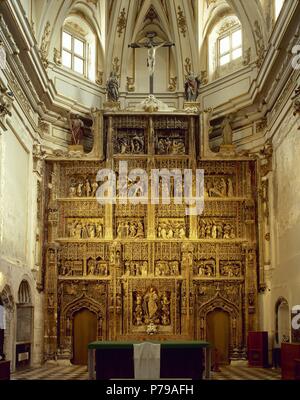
(0, 2, 64, 121)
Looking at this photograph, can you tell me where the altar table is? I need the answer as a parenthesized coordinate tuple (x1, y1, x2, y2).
(88, 341, 211, 380)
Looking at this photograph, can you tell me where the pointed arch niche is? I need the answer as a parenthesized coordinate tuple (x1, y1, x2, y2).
(0, 285, 14, 364)
(16, 280, 33, 369)
(196, 293, 242, 356)
(58, 293, 105, 360)
(126, 4, 178, 94)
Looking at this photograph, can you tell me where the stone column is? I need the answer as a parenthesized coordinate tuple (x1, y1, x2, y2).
(44, 245, 59, 360)
(201, 109, 217, 158)
(104, 116, 114, 240)
(90, 109, 104, 159)
(109, 242, 122, 340)
(147, 117, 156, 239)
(181, 243, 194, 336)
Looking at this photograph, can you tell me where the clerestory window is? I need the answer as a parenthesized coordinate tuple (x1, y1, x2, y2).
(62, 30, 86, 76)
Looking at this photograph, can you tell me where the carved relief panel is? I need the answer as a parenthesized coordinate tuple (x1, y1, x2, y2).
(122, 279, 181, 337)
(114, 129, 146, 154)
(43, 113, 258, 360)
(112, 115, 147, 155)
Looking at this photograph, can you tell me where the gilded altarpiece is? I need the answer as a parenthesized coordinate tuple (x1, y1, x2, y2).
(43, 112, 258, 361)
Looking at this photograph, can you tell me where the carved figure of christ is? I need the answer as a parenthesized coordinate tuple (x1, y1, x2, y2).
(128, 36, 175, 94)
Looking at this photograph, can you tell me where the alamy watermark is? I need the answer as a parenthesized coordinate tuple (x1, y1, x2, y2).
(292, 305, 300, 330)
(291, 45, 300, 70)
(95, 161, 205, 216)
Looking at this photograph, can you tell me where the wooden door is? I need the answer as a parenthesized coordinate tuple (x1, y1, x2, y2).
(73, 309, 97, 365)
(207, 309, 230, 365)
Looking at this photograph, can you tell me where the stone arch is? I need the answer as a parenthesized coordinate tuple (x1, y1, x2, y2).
(15, 279, 34, 369)
(0, 284, 14, 311)
(109, 0, 199, 95)
(39, 0, 105, 80)
(197, 293, 241, 352)
(200, 0, 267, 80)
(58, 293, 105, 359)
(119, 0, 179, 94)
(0, 284, 15, 363)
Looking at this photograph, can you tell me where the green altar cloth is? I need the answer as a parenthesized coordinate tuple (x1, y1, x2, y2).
(88, 340, 210, 349)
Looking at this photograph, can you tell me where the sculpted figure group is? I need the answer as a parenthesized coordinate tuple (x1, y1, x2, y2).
(133, 288, 171, 327)
(157, 220, 186, 239)
(198, 220, 236, 239)
(69, 178, 99, 198)
(68, 219, 103, 239)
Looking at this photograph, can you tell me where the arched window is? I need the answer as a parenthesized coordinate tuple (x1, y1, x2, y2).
(207, 15, 243, 80)
(62, 30, 86, 75)
(61, 15, 96, 81)
(18, 280, 31, 304)
(218, 26, 242, 67)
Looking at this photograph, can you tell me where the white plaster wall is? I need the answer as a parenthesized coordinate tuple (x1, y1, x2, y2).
(272, 121, 300, 309)
(200, 66, 254, 110)
(1, 129, 29, 264)
(49, 68, 103, 111)
(0, 109, 43, 370)
(260, 112, 300, 350)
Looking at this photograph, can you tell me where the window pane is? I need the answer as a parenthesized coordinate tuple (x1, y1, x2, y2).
(275, 0, 284, 19)
(62, 50, 71, 68)
(62, 32, 72, 50)
(74, 56, 84, 74)
(220, 54, 230, 66)
(219, 36, 230, 55)
(232, 48, 242, 60)
(232, 30, 242, 48)
(74, 38, 84, 57)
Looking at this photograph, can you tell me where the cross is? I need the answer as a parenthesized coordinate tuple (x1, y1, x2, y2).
(128, 32, 175, 95)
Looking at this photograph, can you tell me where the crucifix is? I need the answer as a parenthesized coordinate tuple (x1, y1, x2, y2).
(128, 32, 175, 95)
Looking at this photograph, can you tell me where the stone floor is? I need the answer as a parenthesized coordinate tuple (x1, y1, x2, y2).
(211, 360, 281, 380)
(11, 364, 89, 380)
(11, 360, 281, 380)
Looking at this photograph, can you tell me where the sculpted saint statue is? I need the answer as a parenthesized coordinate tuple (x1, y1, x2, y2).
(221, 115, 233, 145)
(184, 73, 201, 102)
(143, 287, 159, 320)
(106, 71, 119, 102)
(69, 114, 84, 145)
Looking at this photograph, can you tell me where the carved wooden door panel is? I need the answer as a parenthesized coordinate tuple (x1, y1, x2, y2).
(72, 308, 97, 365)
(207, 309, 230, 365)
